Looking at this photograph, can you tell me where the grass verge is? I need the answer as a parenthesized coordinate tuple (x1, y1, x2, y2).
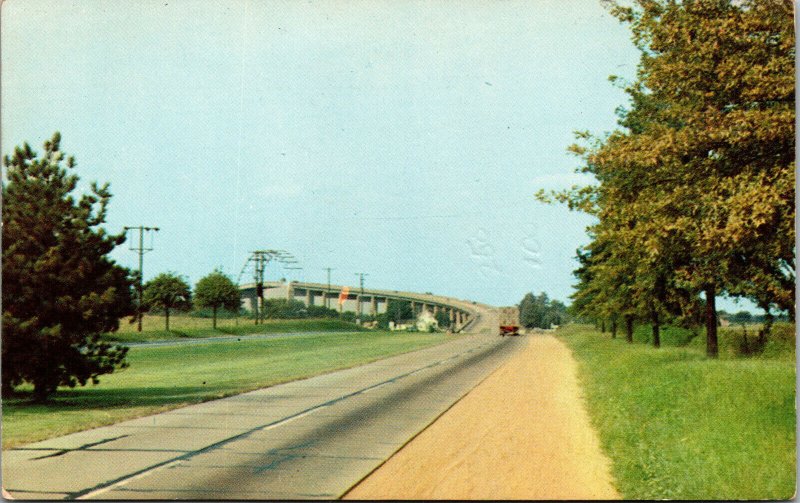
(3, 331, 448, 449)
(102, 314, 364, 343)
(558, 324, 796, 500)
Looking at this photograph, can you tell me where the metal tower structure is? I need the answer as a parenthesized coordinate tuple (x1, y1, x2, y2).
(236, 250, 297, 324)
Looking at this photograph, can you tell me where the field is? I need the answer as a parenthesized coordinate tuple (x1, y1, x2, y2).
(626, 322, 796, 359)
(558, 324, 796, 499)
(102, 313, 364, 343)
(3, 330, 449, 449)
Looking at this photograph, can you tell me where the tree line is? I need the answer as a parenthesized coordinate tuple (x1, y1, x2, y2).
(141, 269, 241, 330)
(518, 292, 569, 329)
(538, 0, 794, 357)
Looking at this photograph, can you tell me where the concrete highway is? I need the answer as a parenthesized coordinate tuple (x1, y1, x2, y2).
(3, 308, 525, 500)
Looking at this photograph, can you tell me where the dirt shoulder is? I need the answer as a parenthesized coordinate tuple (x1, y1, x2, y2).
(344, 334, 620, 500)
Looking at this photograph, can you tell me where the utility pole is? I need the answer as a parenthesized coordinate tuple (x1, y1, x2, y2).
(323, 268, 335, 309)
(354, 272, 368, 319)
(253, 252, 266, 325)
(123, 226, 160, 332)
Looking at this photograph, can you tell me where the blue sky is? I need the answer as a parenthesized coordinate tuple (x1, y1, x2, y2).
(2, 0, 756, 311)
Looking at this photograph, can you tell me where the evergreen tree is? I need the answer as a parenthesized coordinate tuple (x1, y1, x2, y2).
(2, 133, 134, 400)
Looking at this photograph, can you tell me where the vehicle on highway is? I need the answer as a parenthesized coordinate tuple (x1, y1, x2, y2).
(498, 306, 520, 336)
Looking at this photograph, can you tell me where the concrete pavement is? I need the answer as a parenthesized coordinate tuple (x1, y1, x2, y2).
(3, 313, 523, 500)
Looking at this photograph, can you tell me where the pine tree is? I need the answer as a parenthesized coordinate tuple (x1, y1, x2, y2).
(2, 133, 134, 400)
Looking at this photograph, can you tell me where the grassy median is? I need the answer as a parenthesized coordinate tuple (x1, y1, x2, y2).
(3, 331, 449, 449)
(558, 324, 796, 500)
(102, 314, 364, 343)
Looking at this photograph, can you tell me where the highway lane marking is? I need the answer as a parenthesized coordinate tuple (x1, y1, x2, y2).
(70, 339, 502, 500)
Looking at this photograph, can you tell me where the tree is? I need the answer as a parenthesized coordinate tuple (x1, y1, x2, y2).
(518, 293, 537, 328)
(2, 133, 134, 400)
(605, 0, 794, 356)
(435, 309, 452, 329)
(385, 299, 413, 323)
(142, 273, 192, 331)
(731, 311, 753, 324)
(539, 0, 794, 357)
(519, 292, 569, 329)
(194, 270, 241, 328)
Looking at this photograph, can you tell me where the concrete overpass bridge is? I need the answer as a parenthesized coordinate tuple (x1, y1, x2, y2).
(239, 280, 484, 332)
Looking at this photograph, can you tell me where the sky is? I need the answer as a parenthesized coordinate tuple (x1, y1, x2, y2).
(1, 0, 757, 312)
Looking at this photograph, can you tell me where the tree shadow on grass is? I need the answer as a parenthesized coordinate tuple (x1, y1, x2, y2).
(4, 384, 228, 413)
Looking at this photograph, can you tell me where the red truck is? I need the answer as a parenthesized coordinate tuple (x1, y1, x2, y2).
(498, 307, 520, 336)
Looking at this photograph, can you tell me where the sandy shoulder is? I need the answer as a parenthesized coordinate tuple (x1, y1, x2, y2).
(344, 334, 620, 500)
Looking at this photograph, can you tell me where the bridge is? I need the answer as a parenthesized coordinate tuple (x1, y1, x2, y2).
(239, 280, 482, 332)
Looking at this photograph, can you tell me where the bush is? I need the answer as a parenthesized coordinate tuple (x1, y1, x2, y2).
(260, 299, 307, 319)
(632, 324, 699, 346)
(306, 305, 339, 318)
(339, 311, 376, 323)
(189, 307, 244, 319)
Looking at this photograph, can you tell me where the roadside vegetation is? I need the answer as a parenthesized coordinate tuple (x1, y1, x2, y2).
(537, 1, 795, 357)
(3, 330, 450, 449)
(559, 324, 795, 500)
(518, 292, 569, 329)
(2, 135, 135, 401)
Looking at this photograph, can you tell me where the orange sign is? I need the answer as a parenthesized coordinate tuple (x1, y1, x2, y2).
(338, 286, 350, 305)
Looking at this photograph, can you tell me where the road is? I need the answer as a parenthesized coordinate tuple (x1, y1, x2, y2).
(344, 334, 620, 500)
(3, 309, 524, 500)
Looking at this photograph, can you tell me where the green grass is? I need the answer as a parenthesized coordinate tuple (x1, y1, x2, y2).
(3, 330, 449, 449)
(628, 321, 796, 360)
(102, 314, 365, 343)
(558, 324, 796, 500)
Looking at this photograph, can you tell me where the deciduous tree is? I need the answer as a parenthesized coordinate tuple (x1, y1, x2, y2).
(194, 270, 240, 329)
(142, 273, 192, 331)
(539, 0, 794, 357)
